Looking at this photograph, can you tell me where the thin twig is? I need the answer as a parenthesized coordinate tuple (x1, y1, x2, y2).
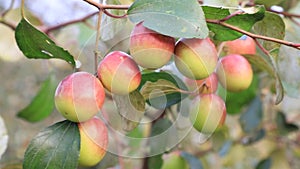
(268, 9, 300, 18)
(45, 11, 98, 34)
(83, 0, 130, 10)
(102, 9, 127, 18)
(206, 19, 300, 50)
(0, 20, 16, 30)
(94, 11, 103, 72)
(1, 0, 15, 17)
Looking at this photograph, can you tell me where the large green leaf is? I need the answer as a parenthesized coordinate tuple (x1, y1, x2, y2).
(17, 73, 57, 122)
(127, 0, 208, 38)
(203, 5, 265, 41)
(15, 19, 75, 66)
(139, 71, 188, 109)
(23, 120, 80, 169)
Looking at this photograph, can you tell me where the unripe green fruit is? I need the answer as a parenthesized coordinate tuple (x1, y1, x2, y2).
(97, 51, 141, 95)
(224, 35, 256, 55)
(174, 38, 218, 80)
(161, 151, 189, 169)
(189, 94, 226, 134)
(216, 54, 253, 92)
(55, 72, 105, 122)
(78, 116, 108, 167)
(129, 22, 175, 69)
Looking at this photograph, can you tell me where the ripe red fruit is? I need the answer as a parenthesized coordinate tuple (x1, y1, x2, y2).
(129, 22, 175, 69)
(189, 94, 226, 134)
(174, 38, 218, 80)
(216, 54, 253, 92)
(55, 72, 105, 122)
(185, 72, 218, 94)
(97, 51, 141, 95)
(78, 116, 108, 167)
(224, 35, 256, 55)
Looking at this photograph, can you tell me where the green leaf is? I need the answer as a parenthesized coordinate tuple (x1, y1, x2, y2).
(276, 112, 299, 135)
(255, 0, 284, 8)
(252, 12, 285, 104)
(203, 5, 265, 41)
(218, 74, 259, 115)
(15, 19, 75, 66)
(203, 0, 239, 7)
(17, 73, 57, 122)
(239, 97, 263, 133)
(148, 155, 163, 169)
(112, 90, 145, 132)
(180, 152, 203, 169)
(139, 71, 188, 109)
(127, 0, 208, 38)
(23, 120, 80, 169)
(256, 158, 272, 169)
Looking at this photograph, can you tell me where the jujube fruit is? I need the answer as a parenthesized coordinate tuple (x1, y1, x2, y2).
(97, 51, 141, 95)
(216, 54, 253, 92)
(174, 38, 218, 80)
(189, 94, 226, 134)
(129, 22, 175, 69)
(78, 116, 108, 167)
(223, 35, 256, 55)
(54, 72, 105, 122)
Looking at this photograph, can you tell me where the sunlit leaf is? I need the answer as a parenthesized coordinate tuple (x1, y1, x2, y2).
(15, 19, 75, 66)
(23, 120, 80, 169)
(139, 71, 188, 109)
(203, 0, 239, 7)
(128, 0, 208, 38)
(17, 73, 57, 122)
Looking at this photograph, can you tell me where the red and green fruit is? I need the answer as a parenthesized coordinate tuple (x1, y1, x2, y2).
(189, 94, 226, 134)
(129, 22, 175, 69)
(54, 72, 105, 122)
(224, 35, 256, 55)
(216, 54, 253, 92)
(97, 51, 141, 95)
(174, 38, 218, 80)
(185, 72, 218, 94)
(161, 151, 189, 169)
(78, 116, 108, 167)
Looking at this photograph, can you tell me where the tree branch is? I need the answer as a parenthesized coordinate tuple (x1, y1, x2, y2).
(206, 19, 300, 50)
(0, 20, 16, 30)
(44, 11, 98, 34)
(83, 0, 130, 10)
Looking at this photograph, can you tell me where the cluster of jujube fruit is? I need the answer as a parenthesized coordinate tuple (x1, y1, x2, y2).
(53, 22, 255, 167)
